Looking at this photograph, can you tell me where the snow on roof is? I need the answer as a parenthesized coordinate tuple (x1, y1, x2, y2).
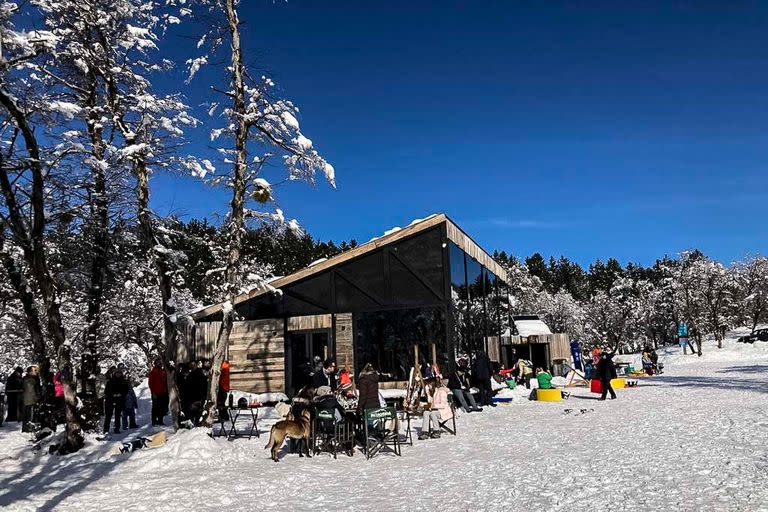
(513, 318, 553, 337)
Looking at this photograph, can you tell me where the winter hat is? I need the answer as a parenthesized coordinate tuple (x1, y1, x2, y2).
(316, 386, 332, 397)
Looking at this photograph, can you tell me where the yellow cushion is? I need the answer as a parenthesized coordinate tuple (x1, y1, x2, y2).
(536, 388, 562, 401)
(611, 378, 626, 389)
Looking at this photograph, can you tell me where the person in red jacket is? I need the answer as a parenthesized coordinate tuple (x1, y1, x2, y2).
(217, 361, 231, 420)
(148, 358, 168, 426)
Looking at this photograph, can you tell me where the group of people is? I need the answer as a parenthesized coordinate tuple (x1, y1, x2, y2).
(98, 363, 140, 434)
(3, 360, 65, 433)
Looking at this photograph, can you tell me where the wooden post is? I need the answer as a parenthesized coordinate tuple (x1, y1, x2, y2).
(414, 344, 419, 369)
(431, 342, 437, 367)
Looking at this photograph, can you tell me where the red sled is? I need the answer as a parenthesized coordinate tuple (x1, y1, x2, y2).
(590, 379, 602, 394)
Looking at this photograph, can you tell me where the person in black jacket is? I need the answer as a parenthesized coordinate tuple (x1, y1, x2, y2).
(103, 369, 129, 434)
(311, 359, 337, 391)
(186, 361, 209, 426)
(596, 351, 617, 400)
(448, 368, 482, 413)
(472, 351, 495, 407)
(5, 367, 24, 422)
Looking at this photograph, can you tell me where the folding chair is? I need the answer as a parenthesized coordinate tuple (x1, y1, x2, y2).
(399, 407, 417, 446)
(363, 406, 401, 459)
(312, 408, 355, 459)
(438, 394, 457, 436)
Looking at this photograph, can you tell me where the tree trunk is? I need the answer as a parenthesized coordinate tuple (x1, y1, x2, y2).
(81, 84, 111, 421)
(0, 230, 47, 363)
(203, 0, 249, 428)
(0, 88, 83, 452)
(133, 154, 182, 430)
(162, 316, 182, 429)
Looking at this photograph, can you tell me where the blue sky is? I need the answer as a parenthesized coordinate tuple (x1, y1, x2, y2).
(151, 1, 768, 267)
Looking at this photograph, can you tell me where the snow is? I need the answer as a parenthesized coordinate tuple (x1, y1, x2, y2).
(280, 111, 300, 131)
(2, 337, 768, 511)
(48, 101, 81, 119)
(293, 134, 313, 151)
(185, 56, 207, 83)
(514, 318, 553, 336)
(308, 258, 327, 267)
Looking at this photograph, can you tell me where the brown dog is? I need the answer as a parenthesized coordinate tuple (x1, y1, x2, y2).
(264, 407, 312, 462)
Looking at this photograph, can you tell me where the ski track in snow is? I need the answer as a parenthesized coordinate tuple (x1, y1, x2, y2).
(1, 343, 767, 512)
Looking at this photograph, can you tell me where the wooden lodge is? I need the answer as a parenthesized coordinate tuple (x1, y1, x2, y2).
(185, 214, 570, 395)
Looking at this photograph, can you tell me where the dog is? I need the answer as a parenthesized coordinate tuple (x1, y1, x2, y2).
(264, 407, 312, 462)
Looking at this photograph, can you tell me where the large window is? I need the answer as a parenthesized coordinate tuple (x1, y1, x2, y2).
(449, 243, 469, 357)
(449, 242, 509, 360)
(353, 307, 447, 382)
(466, 255, 484, 355)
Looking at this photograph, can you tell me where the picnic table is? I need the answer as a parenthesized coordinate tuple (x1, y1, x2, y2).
(217, 404, 260, 439)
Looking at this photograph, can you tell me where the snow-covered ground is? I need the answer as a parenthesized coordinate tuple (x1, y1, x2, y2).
(1, 335, 767, 512)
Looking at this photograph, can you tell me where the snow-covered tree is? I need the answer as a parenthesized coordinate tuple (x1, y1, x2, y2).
(185, 0, 335, 426)
(733, 256, 768, 333)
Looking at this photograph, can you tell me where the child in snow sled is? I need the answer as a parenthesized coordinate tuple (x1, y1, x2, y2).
(641, 348, 654, 376)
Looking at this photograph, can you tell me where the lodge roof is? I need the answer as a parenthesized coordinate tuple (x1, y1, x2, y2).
(191, 213, 506, 320)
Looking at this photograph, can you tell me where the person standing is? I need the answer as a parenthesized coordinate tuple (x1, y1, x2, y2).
(516, 358, 534, 389)
(148, 358, 168, 426)
(122, 380, 139, 430)
(5, 367, 24, 422)
(103, 368, 128, 434)
(472, 350, 495, 407)
(216, 360, 231, 421)
(356, 363, 381, 413)
(52, 371, 65, 424)
(186, 360, 208, 425)
(508, 348, 520, 369)
(21, 366, 41, 433)
(596, 351, 617, 400)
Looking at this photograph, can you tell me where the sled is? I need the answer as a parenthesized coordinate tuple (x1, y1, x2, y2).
(108, 431, 167, 457)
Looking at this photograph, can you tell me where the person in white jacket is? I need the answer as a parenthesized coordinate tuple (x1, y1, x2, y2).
(419, 379, 452, 439)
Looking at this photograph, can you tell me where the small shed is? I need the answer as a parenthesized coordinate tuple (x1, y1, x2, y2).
(499, 315, 571, 371)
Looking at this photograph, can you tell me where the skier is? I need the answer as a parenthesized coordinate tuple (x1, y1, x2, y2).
(4, 367, 24, 422)
(148, 358, 168, 426)
(103, 369, 128, 434)
(596, 351, 617, 401)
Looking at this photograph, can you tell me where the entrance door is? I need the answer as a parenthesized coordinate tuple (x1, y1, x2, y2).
(289, 330, 330, 394)
(530, 343, 549, 372)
